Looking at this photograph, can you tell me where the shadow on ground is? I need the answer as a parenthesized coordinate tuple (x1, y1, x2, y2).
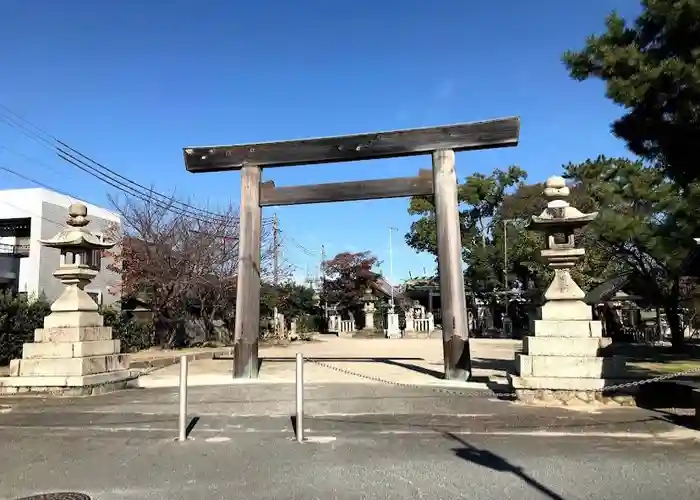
(307, 412, 671, 434)
(259, 355, 516, 400)
(612, 347, 700, 431)
(444, 432, 567, 500)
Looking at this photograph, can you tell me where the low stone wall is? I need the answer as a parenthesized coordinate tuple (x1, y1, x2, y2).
(514, 388, 638, 406)
(3, 377, 132, 397)
(128, 348, 233, 370)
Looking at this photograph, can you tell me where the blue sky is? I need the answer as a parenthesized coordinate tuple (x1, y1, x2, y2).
(0, 0, 639, 283)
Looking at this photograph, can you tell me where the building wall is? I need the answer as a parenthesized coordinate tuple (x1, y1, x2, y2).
(0, 188, 122, 305)
(0, 189, 43, 295)
(0, 255, 20, 291)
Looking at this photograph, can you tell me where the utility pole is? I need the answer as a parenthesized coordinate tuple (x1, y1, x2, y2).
(272, 213, 279, 286)
(388, 226, 398, 310)
(503, 219, 508, 291)
(321, 244, 328, 318)
(502, 218, 518, 291)
(272, 214, 279, 332)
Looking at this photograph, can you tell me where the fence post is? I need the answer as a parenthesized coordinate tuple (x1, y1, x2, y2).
(295, 352, 304, 443)
(178, 355, 188, 442)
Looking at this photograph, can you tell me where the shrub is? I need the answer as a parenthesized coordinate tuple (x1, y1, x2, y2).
(101, 306, 155, 353)
(295, 314, 323, 333)
(0, 292, 51, 365)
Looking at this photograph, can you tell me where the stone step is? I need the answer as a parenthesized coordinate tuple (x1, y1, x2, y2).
(523, 336, 611, 356)
(516, 353, 626, 378)
(35, 326, 113, 343)
(22, 339, 120, 359)
(540, 300, 592, 321)
(531, 320, 603, 338)
(14, 354, 128, 377)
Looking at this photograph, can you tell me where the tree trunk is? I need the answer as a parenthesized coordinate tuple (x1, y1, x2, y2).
(664, 302, 684, 352)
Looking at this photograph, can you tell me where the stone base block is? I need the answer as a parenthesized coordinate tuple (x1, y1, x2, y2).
(402, 330, 433, 339)
(540, 300, 592, 321)
(337, 331, 355, 338)
(523, 336, 611, 356)
(35, 326, 113, 343)
(531, 320, 603, 338)
(386, 331, 402, 339)
(43, 311, 104, 329)
(508, 375, 637, 406)
(0, 370, 133, 396)
(22, 339, 120, 359)
(14, 354, 127, 377)
(516, 353, 625, 378)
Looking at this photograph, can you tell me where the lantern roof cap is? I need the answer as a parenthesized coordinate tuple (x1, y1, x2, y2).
(528, 176, 597, 231)
(39, 203, 115, 250)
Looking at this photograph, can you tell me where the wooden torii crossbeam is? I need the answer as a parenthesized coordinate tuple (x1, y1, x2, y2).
(183, 117, 520, 380)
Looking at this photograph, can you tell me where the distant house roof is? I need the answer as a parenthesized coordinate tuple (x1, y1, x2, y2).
(584, 275, 631, 305)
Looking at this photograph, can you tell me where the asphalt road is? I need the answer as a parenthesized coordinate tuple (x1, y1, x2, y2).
(1, 384, 699, 500)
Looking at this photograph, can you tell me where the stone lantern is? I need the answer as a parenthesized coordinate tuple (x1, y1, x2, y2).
(508, 177, 627, 405)
(40, 203, 115, 328)
(361, 288, 375, 330)
(1, 203, 131, 396)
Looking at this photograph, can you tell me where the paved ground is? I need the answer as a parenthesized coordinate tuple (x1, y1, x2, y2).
(2, 338, 700, 499)
(1, 383, 700, 499)
(135, 337, 517, 388)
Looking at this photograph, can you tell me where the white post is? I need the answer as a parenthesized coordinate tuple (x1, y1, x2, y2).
(178, 355, 188, 442)
(389, 226, 396, 309)
(503, 219, 508, 291)
(295, 352, 304, 443)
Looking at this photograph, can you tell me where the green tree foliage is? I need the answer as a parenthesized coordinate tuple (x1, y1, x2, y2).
(0, 293, 50, 365)
(405, 166, 529, 296)
(321, 251, 378, 315)
(563, 0, 700, 187)
(261, 282, 319, 319)
(101, 306, 155, 353)
(564, 155, 697, 348)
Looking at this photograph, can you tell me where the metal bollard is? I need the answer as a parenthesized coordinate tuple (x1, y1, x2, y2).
(295, 352, 304, 443)
(178, 355, 188, 442)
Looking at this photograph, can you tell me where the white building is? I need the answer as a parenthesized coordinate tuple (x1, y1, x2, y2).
(0, 188, 122, 306)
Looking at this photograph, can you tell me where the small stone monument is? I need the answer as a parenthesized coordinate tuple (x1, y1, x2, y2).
(385, 303, 401, 339)
(362, 288, 375, 330)
(508, 176, 627, 404)
(0, 203, 131, 396)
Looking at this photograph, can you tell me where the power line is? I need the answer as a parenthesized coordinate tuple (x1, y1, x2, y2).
(0, 198, 66, 229)
(0, 103, 274, 226)
(278, 228, 316, 258)
(0, 164, 81, 204)
(0, 104, 226, 220)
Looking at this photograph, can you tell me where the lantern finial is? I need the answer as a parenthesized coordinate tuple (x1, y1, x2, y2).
(67, 203, 89, 228)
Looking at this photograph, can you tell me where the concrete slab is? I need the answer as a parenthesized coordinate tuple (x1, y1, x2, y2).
(135, 337, 518, 388)
(0, 383, 699, 499)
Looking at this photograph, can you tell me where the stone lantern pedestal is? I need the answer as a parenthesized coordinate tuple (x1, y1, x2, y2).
(0, 203, 132, 396)
(507, 177, 629, 405)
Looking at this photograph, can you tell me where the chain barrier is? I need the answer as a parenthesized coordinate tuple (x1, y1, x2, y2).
(305, 357, 700, 397)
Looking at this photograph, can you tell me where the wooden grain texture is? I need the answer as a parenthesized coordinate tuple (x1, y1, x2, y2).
(233, 165, 262, 379)
(183, 117, 520, 172)
(260, 169, 433, 206)
(433, 149, 471, 381)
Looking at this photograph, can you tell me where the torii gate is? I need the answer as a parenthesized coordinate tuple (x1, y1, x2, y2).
(182, 117, 520, 380)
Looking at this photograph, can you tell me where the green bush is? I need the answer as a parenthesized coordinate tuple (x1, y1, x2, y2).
(0, 294, 155, 365)
(0, 292, 51, 365)
(295, 314, 323, 333)
(101, 306, 155, 353)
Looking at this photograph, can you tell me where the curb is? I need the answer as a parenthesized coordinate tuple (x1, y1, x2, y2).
(128, 348, 232, 371)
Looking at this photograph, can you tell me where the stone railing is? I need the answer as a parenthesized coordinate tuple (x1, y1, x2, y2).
(412, 318, 432, 332)
(328, 316, 356, 335)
